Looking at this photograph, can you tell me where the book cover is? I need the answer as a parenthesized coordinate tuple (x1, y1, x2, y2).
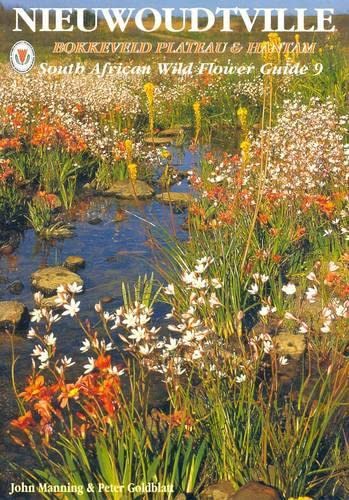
(0, 1, 348, 498)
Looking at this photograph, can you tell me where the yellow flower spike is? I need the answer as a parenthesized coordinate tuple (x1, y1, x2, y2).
(144, 82, 154, 105)
(127, 163, 138, 183)
(124, 139, 133, 163)
(262, 33, 281, 64)
(193, 101, 201, 143)
(237, 107, 248, 135)
(240, 139, 250, 164)
(295, 33, 300, 44)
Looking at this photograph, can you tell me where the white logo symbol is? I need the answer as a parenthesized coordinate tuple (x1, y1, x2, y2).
(10, 41, 35, 74)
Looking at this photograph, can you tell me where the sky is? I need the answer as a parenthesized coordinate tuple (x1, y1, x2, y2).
(3, 0, 348, 13)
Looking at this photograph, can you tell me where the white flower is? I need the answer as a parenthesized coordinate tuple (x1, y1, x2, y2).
(80, 338, 91, 353)
(138, 314, 150, 326)
(306, 271, 317, 282)
(321, 324, 331, 333)
(38, 349, 49, 363)
(84, 357, 95, 374)
(263, 340, 273, 354)
(33, 292, 44, 304)
(56, 285, 66, 294)
(182, 271, 196, 285)
(47, 311, 61, 323)
(335, 304, 346, 317)
(109, 366, 125, 376)
(27, 328, 36, 339)
(110, 316, 121, 330)
(55, 293, 68, 306)
(94, 302, 102, 313)
(129, 327, 146, 343)
(30, 308, 43, 323)
(279, 356, 289, 366)
(67, 282, 83, 294)
(62, 298, 80, 317)
(61, 356, 75, 367)
(284, 312, 297, 320)
(282, 283, 297, 295)
(236, 373, 246, 383)
(164, 283, 175, 295)
(192, 277, 208, 289)
(328, 261, 339, 272)
(305, 286, 318, 303)
(138, 344, 154, 356)
(259, 305, 276, 316)
(209, 292, 222, 308)
(299, 322, 308, 333)
(165, 337, 179, 351)
(261, 274, 269, 283)
(103, 311, 114, 322)
(32, 345, 43, 357)
(211, 278, 222, 289)
(122, 312, 138, 329)
(194, 263, 208, 274)
(103, 341, 114, 351)
(192, 349, 202, 360)
(44, 333, 56, 346)
(247, 283, 259, 295)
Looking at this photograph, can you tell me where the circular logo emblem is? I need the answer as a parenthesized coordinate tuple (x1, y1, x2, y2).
(10, 41, 35, 74)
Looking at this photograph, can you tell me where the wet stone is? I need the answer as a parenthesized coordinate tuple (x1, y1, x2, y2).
(88, 217, 103, 225)
(144, 136, 174, 145)
(31, 266, 83, 297)
(64, 255, 86, 271)
(273, 333, 306, 359)
(231, 481, 281, 500)
(158, 127, 184, 137)
(41, 295, 62, 310)
(200, 480, 237, 499)
(155, 192, 193, 206)
(100, 295, 115, 304)
(104, 180, 154, 200)
(0, 301, 29, 332)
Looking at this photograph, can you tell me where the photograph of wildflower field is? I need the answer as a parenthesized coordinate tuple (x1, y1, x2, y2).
(0, 3, 348, 499)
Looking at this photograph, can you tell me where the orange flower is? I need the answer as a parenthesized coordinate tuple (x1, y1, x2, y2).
(34, 399, 55, 423)
(294, 226, 306, 241)
(258, 213, 269, 225)
(0, 137, 21, 151)
(324, 272, 339, 285)
(95, 354, 112, 371)
(19, 375, 45, 402)
(272, 254, 282, 263)
(269, 227, 279, 237)
(58, 383, 80, 408)
(11, 411, 35, 431)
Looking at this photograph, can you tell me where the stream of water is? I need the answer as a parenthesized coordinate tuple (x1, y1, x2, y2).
(0, 146, 200, 496)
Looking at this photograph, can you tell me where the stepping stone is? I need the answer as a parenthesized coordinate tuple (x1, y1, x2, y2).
(155, 192, 193, 206)
(144, 136, 173, 145)
(64, 255, 86, 271)
(104, 180, 154, 199)
(31, 266, 83, 296)
(158, 128, 183, 137)
(0, 301, 29, 332)
(273, 333, 306, 359)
